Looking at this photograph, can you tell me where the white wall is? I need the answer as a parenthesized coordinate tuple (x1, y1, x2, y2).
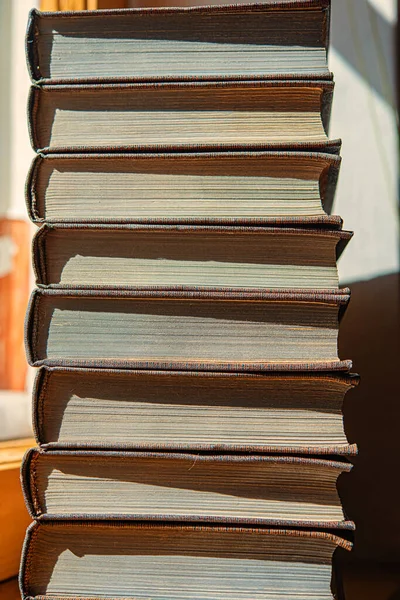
(0, 0, 13, 218)
(9, 0, 38, 220)
(330, 0, 399, 284)
(0, 0, 37, 439)
(0, 0, 37, 220)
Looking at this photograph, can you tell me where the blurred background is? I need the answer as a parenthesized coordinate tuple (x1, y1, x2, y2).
(0, 0, 399, 598)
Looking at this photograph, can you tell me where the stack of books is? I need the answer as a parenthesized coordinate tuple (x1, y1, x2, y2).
(21, 2, 358, 599)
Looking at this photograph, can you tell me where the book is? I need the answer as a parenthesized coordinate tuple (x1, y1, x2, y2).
(25, 288, 351, 371)
(20, 522, 351, 600)
(0, 438, 34, 582)
(27, 2, 332, 84)
(27, 151, 342, 226)
(32, 224, 352, 291)
(22, 449, 354, 530)
(28, 80, 339, 153)
(33, 367, 357, 454)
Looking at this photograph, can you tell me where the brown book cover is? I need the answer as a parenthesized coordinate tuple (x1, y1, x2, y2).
(31, 224, 352, 291)
(32, 366, 358, 455)
(20, 521, 351, 600)
(25, 287, 352, 372)
(28, 80, 339, 154)
(21, 448, 354, 531)
(27, 1, 331, 85)
(26, 151, 342, 226)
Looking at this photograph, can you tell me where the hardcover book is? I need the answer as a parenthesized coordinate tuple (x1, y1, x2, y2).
(27, 151, 342, 226)
(25, 288, 351, 371)
(22, 449, 354, 530)
(28, 80, 338, 153)
(32, 224, 352, 291)
(27, 1, 332, 84)
(20, 522, 351, 600)
(33, 367, 357, 454)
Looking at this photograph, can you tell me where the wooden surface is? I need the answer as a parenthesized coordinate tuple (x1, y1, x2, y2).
(0, 219, 30, 391)
(0, 439, 35, 583)
(0, 577, 20, 600)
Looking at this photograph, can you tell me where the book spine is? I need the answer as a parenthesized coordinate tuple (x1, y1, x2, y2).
(32, 225, 47, 286)
(27, 86, 40, 153)
(25, 155, 43, 224)
(20, 449, 37, 520)
(19, 521, 38, 600)
(24, 289, 39, 367)
(32, 368, 47, 447)
(25, 9, 39, 83)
